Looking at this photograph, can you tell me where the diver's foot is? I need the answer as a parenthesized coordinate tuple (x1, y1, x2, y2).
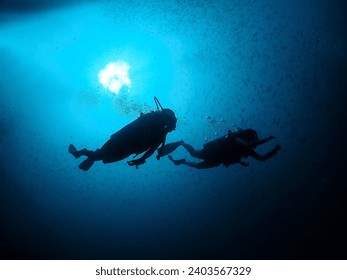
(69, 144, 87, 159)
(168, 155, 186, 166)
(79, 158, 94, 171)
(68, 144, 79, 158)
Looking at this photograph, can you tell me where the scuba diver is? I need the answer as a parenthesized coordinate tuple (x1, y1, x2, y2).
(159, 128, 281, 169)
(68, 97, 177, 171)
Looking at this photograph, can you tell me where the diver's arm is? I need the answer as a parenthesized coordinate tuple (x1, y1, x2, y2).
(127, 146, 158, 168)
(254, 136, 275, 146)
(140, 146, 157, 161)
(235, 136, 275, 147)
(248, 144, 281, 161)
(156, 136, 167, 160)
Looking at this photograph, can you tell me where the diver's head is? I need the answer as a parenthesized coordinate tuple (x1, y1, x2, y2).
(162, 109, 177, 132)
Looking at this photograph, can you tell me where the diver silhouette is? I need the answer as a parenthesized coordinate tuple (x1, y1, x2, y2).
(159, 128, 280, 169)
(69, 97, 177, 171)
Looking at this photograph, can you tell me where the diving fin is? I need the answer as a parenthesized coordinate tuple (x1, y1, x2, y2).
(69, 144, 79, 158)
(79, 158, 94, 171)
(158, 141, 184, 157)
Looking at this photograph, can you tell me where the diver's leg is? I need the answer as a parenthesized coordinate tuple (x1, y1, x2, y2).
(82, 149, 103, 160)
(78, 149, 104, 171)
(69, 145, 103, 171)
(69, 144, 103, 160)
(69, 144, 85, 158)
(158, 141, 184, 157)
(185, 160, 220, 169)
(181, 143, 204, 159)
(167, 155, 219, 169)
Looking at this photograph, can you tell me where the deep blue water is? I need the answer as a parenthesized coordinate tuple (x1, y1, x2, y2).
(1, 0, 346, 259)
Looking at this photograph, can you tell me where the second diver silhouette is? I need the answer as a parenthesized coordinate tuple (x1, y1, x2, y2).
(69, 97, 177, 171)
(159, 128, 281, 169)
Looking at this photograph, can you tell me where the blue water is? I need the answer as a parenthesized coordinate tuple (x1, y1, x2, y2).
(1, 0, 346, 259)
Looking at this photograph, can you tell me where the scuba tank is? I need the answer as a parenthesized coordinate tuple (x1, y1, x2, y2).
(203, 128, 259, 150)
(203, 130, 235, 151)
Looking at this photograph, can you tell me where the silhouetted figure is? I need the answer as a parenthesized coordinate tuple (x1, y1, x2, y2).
(160, 128, 280, 169)
(69, 97, 177, 171)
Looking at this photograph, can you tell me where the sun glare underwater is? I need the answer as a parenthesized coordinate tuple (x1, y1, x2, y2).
(98, 61, 131, 95)
(1, 0, 346, 259)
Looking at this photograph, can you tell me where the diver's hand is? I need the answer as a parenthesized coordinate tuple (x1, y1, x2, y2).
(272, 144, 281, 154)
(127, 158, 146, 169)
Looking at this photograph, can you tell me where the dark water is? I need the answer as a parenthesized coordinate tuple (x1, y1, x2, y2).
(1, 0, 346, 259)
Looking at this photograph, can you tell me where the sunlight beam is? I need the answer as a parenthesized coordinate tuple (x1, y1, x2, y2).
(98, 61, 131, 95)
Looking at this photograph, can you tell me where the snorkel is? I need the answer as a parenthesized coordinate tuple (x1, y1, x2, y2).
(154, 96, 164, 111)
(154, 96, 177, 132)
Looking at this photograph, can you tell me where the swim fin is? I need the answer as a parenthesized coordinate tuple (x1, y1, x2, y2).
(69, 144, 79, 158)
(158, 141, 184, 156)
(79, 158, 94, 171)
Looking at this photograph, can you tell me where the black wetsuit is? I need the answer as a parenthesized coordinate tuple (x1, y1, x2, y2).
(163, 130, 280, 169)
(69, 109, 177, 170)
(99, 111, 168, 163)
(201, 134, 246, 166)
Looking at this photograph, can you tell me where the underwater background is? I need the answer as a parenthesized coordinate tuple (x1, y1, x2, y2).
(1, 0, 346, 259)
